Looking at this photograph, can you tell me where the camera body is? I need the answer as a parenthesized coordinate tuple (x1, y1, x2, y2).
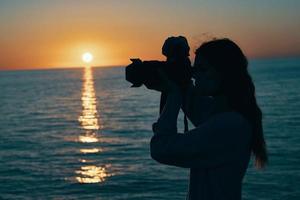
(126, 58, 191, 89)
(125, 36, 192, 89)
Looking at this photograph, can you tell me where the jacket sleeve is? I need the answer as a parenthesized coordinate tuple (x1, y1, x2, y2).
(150, 114, 248, 168)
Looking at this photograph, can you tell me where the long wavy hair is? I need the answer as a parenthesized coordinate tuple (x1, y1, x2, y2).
(195, 38, 268, 169)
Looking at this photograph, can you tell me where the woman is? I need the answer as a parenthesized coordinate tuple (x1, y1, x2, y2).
(149, 38, 268, 200)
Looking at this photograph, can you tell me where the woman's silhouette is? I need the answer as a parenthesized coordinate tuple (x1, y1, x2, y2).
(150, 38, 268, 200)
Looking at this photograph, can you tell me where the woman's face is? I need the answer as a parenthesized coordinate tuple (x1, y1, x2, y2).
(192, 54, 222, 96)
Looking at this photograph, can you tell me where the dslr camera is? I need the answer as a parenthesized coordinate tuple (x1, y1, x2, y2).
(125, 36, 192, 90)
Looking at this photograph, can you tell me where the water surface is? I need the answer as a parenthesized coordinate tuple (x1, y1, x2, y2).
(0, 58, 299, 199)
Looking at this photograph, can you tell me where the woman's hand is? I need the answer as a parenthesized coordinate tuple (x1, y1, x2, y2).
(152, 73, 183, 136)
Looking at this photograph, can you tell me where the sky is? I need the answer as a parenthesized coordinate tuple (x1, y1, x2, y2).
(0, 0, 300, 70)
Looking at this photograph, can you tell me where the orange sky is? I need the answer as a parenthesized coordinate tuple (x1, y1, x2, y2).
(0, 0, 300, 70)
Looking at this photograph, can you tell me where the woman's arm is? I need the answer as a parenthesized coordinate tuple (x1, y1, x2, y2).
(150, 121, 240, 168)
(150, 89, 247, 168)
(153, 88, 182, 135)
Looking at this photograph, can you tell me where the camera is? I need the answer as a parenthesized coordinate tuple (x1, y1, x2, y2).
(125, 36, 193, 90)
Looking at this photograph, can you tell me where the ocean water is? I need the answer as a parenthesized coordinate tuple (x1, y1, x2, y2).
(0, 58, 299, 200)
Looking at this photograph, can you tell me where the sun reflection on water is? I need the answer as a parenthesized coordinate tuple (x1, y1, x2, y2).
(75, 66, 112, 184)
(80, 148, 102, 154)
(78, 135, 99, 143)
(76, 164, 112, 184)
(78, 66, 100, 131)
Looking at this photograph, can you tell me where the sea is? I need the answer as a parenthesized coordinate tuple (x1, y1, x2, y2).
(0, 57, 299, 200)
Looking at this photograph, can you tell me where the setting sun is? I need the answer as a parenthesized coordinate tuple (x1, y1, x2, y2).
(82, 52, 93, 63)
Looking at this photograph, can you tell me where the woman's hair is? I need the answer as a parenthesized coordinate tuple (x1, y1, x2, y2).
(195, 38, 268, 169)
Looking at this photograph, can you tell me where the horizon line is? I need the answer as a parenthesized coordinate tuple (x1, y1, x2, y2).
(0, 65, 125, 72)
(1, 55, 300, 72)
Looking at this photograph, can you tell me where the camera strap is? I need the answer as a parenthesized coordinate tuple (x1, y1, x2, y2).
(182, 88, 189, 133)
(184, 114, 189, 133)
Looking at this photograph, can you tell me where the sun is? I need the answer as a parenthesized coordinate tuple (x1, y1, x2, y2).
(82, 52, 93, 63)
